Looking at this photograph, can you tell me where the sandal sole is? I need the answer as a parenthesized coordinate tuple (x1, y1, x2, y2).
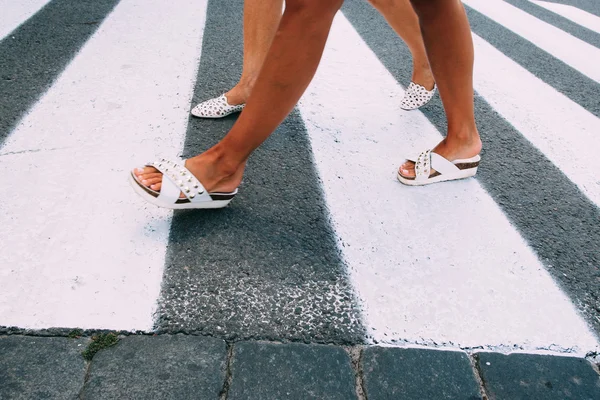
(397, 167, 478, 186)
(128, 174, 234, 210)
(190, 111, 240, 119)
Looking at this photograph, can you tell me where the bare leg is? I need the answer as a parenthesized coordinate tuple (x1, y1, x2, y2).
(136, 0, 345, 193)
(225, 0, 284, 105)
(368, 0, 434, 89)
(399, 0, 481, 178)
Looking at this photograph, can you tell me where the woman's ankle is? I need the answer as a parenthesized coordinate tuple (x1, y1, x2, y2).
(184, 149, 244, 193)
(228, 73, 259, 102)
(411, 64, 435, 90)
(195, 146, 243, 178)
(447, 122, 479, 140)
(225, 81, 254, 105)
(443, 127, 482, 153)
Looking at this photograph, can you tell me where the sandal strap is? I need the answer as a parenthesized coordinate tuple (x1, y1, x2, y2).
(156, 172, 182, 204)
(414, 150, 432, 182)
(414, 150, 461, 182)
(430, 152, 461, 175)
(147, 159, 211, 203)
(409, 82, 436, 95)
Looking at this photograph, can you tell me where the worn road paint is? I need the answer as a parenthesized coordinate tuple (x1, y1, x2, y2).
(154, 0, 365, 344)
(298, 14, 599, 353)
(472, 32, 600, 207)
(464, 0, 600, 83)
(530, 0, 600, 33)
(0, 0, 51, 40)
(0, 0, 207, 330)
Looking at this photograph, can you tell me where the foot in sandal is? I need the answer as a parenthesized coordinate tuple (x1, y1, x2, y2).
(190, 94, 245, 119)
(400, 82, 436, 110)
(130, 153, 244, 209)
(190, 83, 250, 119)
(397, 136, 482, 186)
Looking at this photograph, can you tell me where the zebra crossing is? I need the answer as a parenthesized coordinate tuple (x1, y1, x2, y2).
(529, 0, 600, 32)
(0, 0, 51, 40)
(1, 0, 599, 356)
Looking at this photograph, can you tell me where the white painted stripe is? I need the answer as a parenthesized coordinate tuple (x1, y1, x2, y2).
(0, 0, 52, 40)
(463, 0, 600, 84)
(0, 0, 207, 330)
(530, 0, 600, 34)
(472, 32, 600, 208)
(299, 13, 599, 353)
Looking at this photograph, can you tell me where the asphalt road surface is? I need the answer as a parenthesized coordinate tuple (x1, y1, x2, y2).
(1, 0, 599, 356)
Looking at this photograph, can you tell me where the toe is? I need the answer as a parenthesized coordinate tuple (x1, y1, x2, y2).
(134, 166, 159, 177)
(138, 172, 162, 181)
(132, 162, 191, 198)
(133, 167, 164, 189)
(141, 176, 163, 187)
(398, 161, 416, 178)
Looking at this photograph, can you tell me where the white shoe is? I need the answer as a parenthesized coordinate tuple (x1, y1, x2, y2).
(130, 159, 237, 209)
(397, 149, 481, 186)
(400, 82, 436, 110)
(190, 94, 245, 118)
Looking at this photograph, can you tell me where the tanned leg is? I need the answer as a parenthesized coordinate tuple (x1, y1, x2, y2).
(399, 0, 481, 179)
(136, 0, 345, 193)
(225, 0, 284, 105)
(368, 0, 434, 89)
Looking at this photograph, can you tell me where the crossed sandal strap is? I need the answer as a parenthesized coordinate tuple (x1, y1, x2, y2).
(414, 150, 461, 182)
(147, 159, 212, 203)
(414, 150, 431, 181)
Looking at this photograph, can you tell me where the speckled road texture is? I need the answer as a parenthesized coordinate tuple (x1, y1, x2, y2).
(342, 0, 600, 342)
(0, 0, 120, 145)
(154, 0, 365, 344)
(0, 0, 599, 355)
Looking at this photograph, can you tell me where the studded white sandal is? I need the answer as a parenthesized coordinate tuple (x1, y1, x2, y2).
(129, 159, 237, 209)
(190, 94, 245, 118)
(400, 82, 436, 110)
(397, 149, 480, 186)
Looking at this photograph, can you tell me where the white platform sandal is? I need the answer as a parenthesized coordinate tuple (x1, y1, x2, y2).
(400, 82, 436, 110)
(397, 149, 480, 186)
(190, 94, 245, 118)
(129, 159, 237, 209)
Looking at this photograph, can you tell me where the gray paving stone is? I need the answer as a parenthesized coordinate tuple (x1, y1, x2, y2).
(227, 342, 356, 400)
(0, 335, 89, 400)
(83, 334, 226, 399)
(362, 347, 482, 400)
(477, 352, 600, 400)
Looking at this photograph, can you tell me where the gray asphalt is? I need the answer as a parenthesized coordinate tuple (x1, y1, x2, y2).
(506, 0, 600, 48)
(1, 0, 599, 346)
(467, 4, 600, 119)
(155, 0, 365, 344)
(0, 0, 119, 146)
(342, 0, 600, 336)
(550, 0, 600, 17)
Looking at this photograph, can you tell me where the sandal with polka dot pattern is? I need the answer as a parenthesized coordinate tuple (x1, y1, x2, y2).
(190, 94, 245, 119)
(400, 82, 436, 111)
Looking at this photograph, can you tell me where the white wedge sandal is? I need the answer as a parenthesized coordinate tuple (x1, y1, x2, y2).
(190, 94, 245, 118)
(397, 149, 480, 186)
(129, 159, 237, 209)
